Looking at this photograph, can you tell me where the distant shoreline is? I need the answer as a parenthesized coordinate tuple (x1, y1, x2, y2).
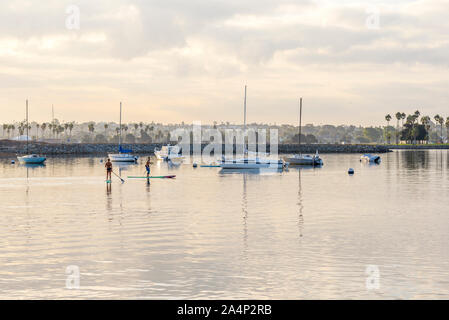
(5, 141, 448, 158)
(0, 140, 397, 158)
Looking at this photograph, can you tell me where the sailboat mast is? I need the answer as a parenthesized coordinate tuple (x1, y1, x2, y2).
(243, 85, 247, 132)
(119, 102, 122, 148)
(26, 99, 29, 154)
(298, 98, 302, 146)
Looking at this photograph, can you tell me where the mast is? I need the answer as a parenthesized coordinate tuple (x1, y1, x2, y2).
(119, 102, 122, 149)
(298, 98, 302, 147)
(26, 99, 29, 154)
(243, 85, 247, 132)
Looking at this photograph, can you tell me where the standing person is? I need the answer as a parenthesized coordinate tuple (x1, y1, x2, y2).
(105, 158, 112, 182)
(145, 157, 153, 178)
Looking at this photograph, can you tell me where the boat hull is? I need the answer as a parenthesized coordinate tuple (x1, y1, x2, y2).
(361, 154, 381, 163)
(284, 151, 323, 166)
(285, 157, 322, 166)
(108, 154, 138, 162)
(17, 155, 46, 164)
(220, 159, 286, 169)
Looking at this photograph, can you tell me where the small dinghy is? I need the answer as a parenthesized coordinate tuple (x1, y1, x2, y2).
(360, 154, 381, 164)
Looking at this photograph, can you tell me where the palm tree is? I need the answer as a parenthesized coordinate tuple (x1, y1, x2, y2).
(434, 115, 441, 143)
(104, 123, 109, 137)
(446, 117, 449, 143)
(385, 114, 392, 144)
(421, 116, 431, 144)
(48, 123, 53, 138)
(36, 123, 40, 140)
(41, 123, 47, 139)
(438, 116, 444, 143)
(68, 122, 74, 139)
(410, 111, 420, 144)
(64, 123, 69, 138)
(88, 122, 95, 139)
(395, 112, 402, 144)
(414, 110, 420, 119)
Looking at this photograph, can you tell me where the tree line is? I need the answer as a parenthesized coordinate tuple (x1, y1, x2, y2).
(384, 111, 449, 144)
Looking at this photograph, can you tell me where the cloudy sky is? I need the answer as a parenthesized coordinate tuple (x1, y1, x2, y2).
(1, 0, 448, 125)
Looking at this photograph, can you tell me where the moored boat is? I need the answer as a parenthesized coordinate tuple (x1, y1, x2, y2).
(17, 100, 46, 165)
(108, 102, 138, 162)
(220, 85, 286, 170)
(154, 144, 182, 161)
(361, 154, 381, 163)
(17, 154, 46, 164)
(220, 156, 287, 169)
(285, 150, 323, 166)
(284, 98, 323, 166)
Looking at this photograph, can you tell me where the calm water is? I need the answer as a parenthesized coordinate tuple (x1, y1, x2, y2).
(0, 150, 449, 299)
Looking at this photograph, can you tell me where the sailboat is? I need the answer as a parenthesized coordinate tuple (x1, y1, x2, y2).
(108, 102, 138, 162)
(220, 86, 286, 169)
(17, 100, 46, 164)
(284, 98, 323, 166)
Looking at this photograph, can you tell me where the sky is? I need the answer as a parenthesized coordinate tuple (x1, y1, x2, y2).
(1, 0, 448, 126)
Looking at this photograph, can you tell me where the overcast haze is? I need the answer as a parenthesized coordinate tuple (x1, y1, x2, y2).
(1, 0, 448, 125)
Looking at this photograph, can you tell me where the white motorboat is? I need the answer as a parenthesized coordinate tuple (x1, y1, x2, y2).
(17, 100, 46, 165)
(361, 154, 381, 163)
(285, 150, 323, 166)
(18, 154, 46, 164)
(154, 144, 182, 161)
(285, 98, 323, 166)
(108, 102, 138, 162)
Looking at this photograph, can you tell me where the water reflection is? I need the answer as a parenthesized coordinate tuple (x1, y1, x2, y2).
(402, 150, 429, 170)
(242, 173, 248, 258)
(0, 152, 449, 299)
(296, 168, 304, 239)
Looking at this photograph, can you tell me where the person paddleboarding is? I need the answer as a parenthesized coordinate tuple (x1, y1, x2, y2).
(145, 157, 153, 178)
(105, 158, 113, 182)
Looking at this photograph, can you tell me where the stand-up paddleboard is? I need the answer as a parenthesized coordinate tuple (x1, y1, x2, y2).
(127, 175, 176, 179)
(200, 165, 220, 168)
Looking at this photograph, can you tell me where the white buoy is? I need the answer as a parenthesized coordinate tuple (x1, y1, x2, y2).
(348, 168, 354, 174)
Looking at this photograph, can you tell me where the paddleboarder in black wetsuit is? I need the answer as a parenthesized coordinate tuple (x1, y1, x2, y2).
(105, 158, 112, 181)
(145, 157, 153, 178)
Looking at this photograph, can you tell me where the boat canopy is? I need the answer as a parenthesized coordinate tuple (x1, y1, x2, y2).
(119, 146, 133, 153)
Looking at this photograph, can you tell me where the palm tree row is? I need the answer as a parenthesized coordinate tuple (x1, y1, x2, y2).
(385, 111, 449, 144)
(2, 121, 76, 140)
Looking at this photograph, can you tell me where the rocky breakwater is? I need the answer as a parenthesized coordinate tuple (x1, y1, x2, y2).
(278, 144, 392, 154)
(1, 140, 391, 157)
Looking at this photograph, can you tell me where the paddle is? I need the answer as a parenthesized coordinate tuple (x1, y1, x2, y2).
(111, 170, 125, 183)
